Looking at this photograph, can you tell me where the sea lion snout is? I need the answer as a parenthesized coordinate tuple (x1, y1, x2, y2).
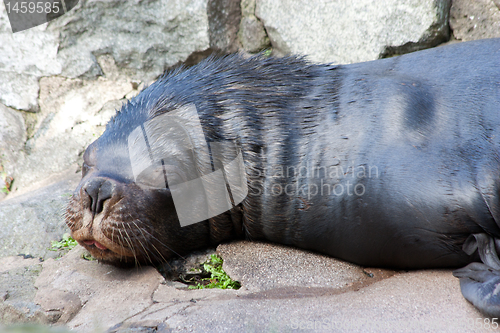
(67, 170, 195, 265)
(82, 177, 117, 218)
(66, 174, 150, 264)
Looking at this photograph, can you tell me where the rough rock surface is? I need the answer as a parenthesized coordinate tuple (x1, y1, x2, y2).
(238, 0, 270, 53)
(0, 104, 26, 183)
(9, 56, 133, 194)
(157, 269, 483, 332)
(0, 242, 489, 332)
(0, 173, 79, 259)
(0, 256, 45, 325)
(208, 0, 242, 53)
(0, 10, 60, 111)
(35, 248, 164, 331)
(50, 0, 211, 81)
(218, 241, 396, 292)
(0, 0, 211, 112)
(450, 0, 500, 41)
(256, 0, 451, 63)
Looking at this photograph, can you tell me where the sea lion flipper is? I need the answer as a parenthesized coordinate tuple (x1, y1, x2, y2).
(453, 262, 500, 317)
(454, 233, 500, 316)
(462, 234, 500, 270)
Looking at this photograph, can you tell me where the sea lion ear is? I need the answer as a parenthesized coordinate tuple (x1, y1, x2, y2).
(453, 262, 500, 317)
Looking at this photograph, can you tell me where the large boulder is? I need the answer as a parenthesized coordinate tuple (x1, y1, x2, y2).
(0, 10, 60, 111)
(0, 242, 483, 332)
(255, 0, 451, 63)
(50, 0, 211, 81)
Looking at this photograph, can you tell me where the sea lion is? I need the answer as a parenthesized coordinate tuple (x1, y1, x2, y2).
(66, 38, 500, 316)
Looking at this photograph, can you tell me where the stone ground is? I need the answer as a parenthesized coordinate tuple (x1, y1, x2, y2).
(0, 215, 493, 332)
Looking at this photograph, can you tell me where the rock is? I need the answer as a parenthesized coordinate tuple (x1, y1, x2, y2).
(0, 325, 73, 333)
(0, 0, 213, 115)
(0, 72, 44, 113)
(0, 236, 487, 332)
(49, 0, 211, 81)
(449, 0, 500, 41)
(152, 270, 482, 332)
(238, 0, 270, 52)
(34, 246, 164, 331)
(0, 103, 26, 188)
(0, 178, 7, 201)
(217, 241, 392, 292)
(0, 173, 79, 259)
(0, 256, 47, 325)
(255, 0, 451, 63)
(120, 243, 483, 332)
(0, 5, 60, 111)
(208, 0, 242, 53)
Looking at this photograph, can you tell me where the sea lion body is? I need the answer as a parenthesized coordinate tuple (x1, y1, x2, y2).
(67, 38, 500, 315)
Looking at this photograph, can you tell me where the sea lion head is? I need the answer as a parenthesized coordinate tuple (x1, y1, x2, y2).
(65, 79, 225, 266)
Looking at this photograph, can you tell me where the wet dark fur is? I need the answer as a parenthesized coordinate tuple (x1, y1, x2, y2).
(66, 54, 336, 265)
(67, 39, 500, 269)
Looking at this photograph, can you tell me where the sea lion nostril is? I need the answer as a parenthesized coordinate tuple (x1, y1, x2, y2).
(83, 178, 115, 216)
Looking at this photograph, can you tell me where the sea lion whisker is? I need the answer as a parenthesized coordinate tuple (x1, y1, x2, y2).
(118, 228, 138, 264)
(130, 220, 154, 263)
(134, 239, 150, 267)
(132, 225, 185, 259)
(141, 243, 163, 265)
(122, 228, 144, 268)
(149, 243, 169, 264)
